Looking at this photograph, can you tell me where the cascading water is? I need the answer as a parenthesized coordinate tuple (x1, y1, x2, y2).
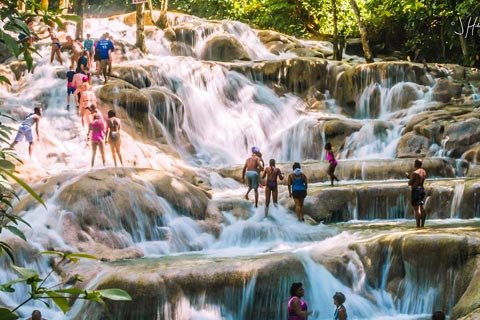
(0, 10, 477, 320)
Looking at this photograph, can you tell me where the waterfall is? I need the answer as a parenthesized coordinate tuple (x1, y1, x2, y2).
(449, 183, 465, 219)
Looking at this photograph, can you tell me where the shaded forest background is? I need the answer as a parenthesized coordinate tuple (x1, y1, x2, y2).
(34, 0, 480, 67)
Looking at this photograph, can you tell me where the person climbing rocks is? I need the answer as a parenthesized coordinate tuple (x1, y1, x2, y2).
(262, 158, 284, 217)
(74, 76, 97, 126)
(66, 65, 76, 111)
(325, 142, 340, 186)
(333, 292, 348, 320)
(87, 114, 106, 167)
(64, 35, 83, 70)
(47, 27, 63, 65)
(95, 33, 115, 83)
(10, 107, 41, 157)
(83, 33, 94, 68)
(406, 158, 427, 228)
(105, 110, 123, 167)
(242, 146, 264, 208)
(288, 162, 308, 222)
(76, 50, 88, 73)
(287, 282, 317, 319)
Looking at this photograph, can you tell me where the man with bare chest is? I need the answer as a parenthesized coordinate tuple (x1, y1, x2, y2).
(406, 159, 427, 228)
(242, 147, 264, 208)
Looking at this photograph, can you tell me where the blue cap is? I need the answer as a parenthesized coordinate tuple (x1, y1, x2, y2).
(252, 146, 260, 153)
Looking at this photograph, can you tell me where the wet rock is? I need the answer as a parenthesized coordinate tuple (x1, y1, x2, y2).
(200, 34, 250, 62)
(111, 65, 152, 89)
(445, 118, 480, 158)
(323, 119, 363, 148)
(170, 42, 196, 57)
(432, 78, 464, 103)
(397, 132, 430, 158)
(163, 27, 176, 41)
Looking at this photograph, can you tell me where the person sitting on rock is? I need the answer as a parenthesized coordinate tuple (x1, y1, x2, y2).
(406, 158, 427, 228)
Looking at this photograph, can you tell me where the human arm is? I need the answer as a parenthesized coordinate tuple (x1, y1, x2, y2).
(242, 162, 247, 183)
(408, 172, 417, 186)
(303, 174, 308, 191)
(290, 297, 308, 318)
(278, 168, 284, 180)
(287, 174, 292, 197)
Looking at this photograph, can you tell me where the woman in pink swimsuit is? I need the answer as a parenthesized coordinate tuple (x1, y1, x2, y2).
(325, 142, 340, 186)
(288, 282, 315, 319)
(87, 114, 106, 167)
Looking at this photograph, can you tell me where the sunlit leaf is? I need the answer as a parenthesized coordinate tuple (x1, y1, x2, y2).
(55, 287, 86, 295)
(0, 308, 18, 320)
(0, 167, 45, 208)
(4, 226, 26, 241)
(46, 292, 69, 313)
(11, 265, 38, 280)
(97, 288, 132, 301)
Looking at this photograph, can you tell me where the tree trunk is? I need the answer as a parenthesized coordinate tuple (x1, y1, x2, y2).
(136, 3, 146, 52)
(155, 0, 169, 29)
(59, 0, 69, 14)
(349, 0, 374, 63)
(332, 0, 340, 60)
(74, 0, 85, 40)
(18, 0, 26, 11)
(459, 35, 468, 62)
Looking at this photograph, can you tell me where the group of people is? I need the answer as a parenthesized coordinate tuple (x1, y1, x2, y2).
(288, 282, 445, 319)
(287, 283, 346, 320)
(242, 144, 429, 227)
(242, 144, 339, 221)
(47, 28, 115, 84)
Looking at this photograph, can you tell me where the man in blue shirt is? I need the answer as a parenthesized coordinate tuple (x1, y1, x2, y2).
(95, 33, 115, 83)
(76, 51, 88, 73)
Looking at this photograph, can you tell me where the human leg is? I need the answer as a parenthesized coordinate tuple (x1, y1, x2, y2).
(254, 188, 259, 208)
(91, 142, 98, 167)
(98, 141, 106, 166)
(272, 188, 278, 207)
(115, 140, 123, 165)
(414, 205, 421, 228)
(420, 205, 426, 227)
(294, 198, 302, 221)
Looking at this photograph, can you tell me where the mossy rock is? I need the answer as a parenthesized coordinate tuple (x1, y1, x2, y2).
(200, 34, 250, 62)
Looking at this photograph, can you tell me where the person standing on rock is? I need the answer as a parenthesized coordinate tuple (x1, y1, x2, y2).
(10, 107, 41, 157)
(74, 76, 97, 126)
(262, 158, 283, 217)
(242, 147, 264, 208)
(288, 162, 308, 222)
(333, 292, 348, 320)
(287, 282, 317, 319)
(95, 33, 115, 83)
(406, 158, 427, 228)
(87, 114, 106, 167)
(325, 142, 339, 186)
(66, 65, 76, 111)
(105, 110, 123, 167)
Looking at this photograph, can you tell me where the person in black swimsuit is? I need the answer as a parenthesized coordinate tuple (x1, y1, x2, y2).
(262, 159, 284, 217)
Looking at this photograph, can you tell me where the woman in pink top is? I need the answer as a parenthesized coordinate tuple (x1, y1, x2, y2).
(325, 142, 340, 186)
(87, 114, 106, 167)
(288, 282, 317, 319)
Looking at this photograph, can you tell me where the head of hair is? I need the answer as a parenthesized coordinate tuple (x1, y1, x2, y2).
(89, 104, 97, 111)
(107, 110, 116, 118)
(414, 158, 423, 168)
(86, 33, 91, 37)
(93, 114, 99, 120)
(290, 282, 303, 297)
(325, 142, 332, 151)
(82, 76, 88, 82)
(432, 311, 445, 320)
(269, 159, 275, 167)
(333, 292, 346, 304)
(83, 50, 88, 55)
(34, 107, 41, 115)
(31, 310, 42, 320)
(292, 162, 301, 170)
